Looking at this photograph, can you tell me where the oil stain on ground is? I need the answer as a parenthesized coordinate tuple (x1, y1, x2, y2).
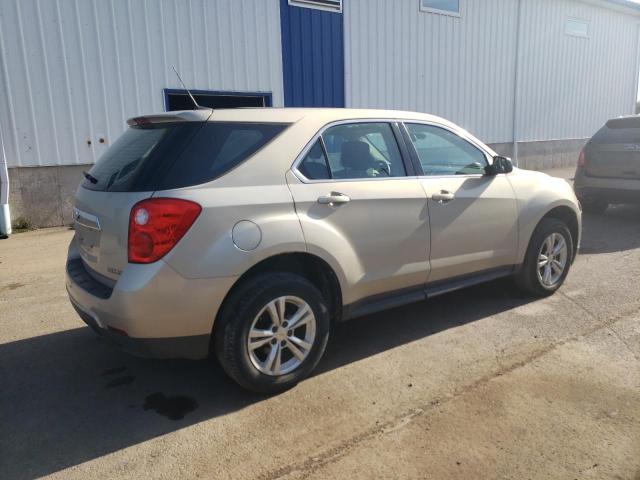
(1, 282, 25, 292)
(144, 393, 199, 420)
(105, 375, 135, 388)
(101, 366, 128, 376)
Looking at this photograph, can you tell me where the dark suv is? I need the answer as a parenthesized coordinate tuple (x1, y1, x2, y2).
(574, 115, 640, 213)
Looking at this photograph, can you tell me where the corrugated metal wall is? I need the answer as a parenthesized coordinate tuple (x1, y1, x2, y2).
(344, 0, 520, 143)
(516, 0, 639, 141)
(345, 0, 639, 144)
(1, 0, 638, 167)
(0, 0, 284, 168)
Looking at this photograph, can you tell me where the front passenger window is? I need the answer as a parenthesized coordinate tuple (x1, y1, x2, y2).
(406, 123, 487, 176)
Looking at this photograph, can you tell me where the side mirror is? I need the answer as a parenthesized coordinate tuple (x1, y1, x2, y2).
(485, 156, 514, 176)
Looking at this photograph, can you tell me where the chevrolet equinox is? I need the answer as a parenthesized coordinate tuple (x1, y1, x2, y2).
(66, 108, 582, 393)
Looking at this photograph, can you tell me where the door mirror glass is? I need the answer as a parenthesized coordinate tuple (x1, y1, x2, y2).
(485, 156, 513, 175)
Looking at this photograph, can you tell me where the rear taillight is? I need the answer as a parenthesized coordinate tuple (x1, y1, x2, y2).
(577, 148, 586, 168)
(128, 198, 201, 264)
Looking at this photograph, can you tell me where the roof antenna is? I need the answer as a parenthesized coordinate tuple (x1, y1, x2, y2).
(172, 65, 210, 110)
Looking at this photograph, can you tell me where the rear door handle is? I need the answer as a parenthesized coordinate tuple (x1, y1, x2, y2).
(317, 192, 351, 205)
(431, 190, 455, 204)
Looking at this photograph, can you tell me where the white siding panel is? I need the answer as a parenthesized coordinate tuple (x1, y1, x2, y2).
(516, 0, 638, 141)
(345, 0, 520, 143)
(345, 0, 640, 144)
(0, 0, 283, 167)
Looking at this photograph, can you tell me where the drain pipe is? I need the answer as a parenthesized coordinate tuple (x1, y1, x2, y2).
(511, 0, 523, 167)
(0, 125, 11, 238)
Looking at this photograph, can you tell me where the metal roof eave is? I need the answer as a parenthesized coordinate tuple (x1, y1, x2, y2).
(589, 0, 640, 15)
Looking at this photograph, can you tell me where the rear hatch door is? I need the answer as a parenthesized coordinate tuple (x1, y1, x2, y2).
(72, 112, 290, 283)
(73, 190, 152, 283)
(586, 117, 640, 179)
(72, 116, 207, 283)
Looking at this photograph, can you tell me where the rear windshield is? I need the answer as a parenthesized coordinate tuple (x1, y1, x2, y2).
(82, 122, 288, 192)
(591, 117, 640, 144)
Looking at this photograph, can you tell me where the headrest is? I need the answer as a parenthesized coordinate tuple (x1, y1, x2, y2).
(341, 141, 373, 171)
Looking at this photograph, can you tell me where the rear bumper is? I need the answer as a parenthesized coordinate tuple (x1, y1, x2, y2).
(65, 242, 237, 360)
(574, 170, 640, 204)
(69, 296, 210, 359)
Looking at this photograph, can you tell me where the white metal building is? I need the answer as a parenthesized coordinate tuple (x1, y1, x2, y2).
(1, 0, 639, 228)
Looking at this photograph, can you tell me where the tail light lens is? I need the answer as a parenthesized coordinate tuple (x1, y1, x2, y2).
(128, 198, 201, 264)
(577, 147, 586, 168)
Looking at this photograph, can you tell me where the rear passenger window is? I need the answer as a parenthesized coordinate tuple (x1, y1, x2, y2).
(297, 123, 406, 181)
(405, 123, 487, 176)
(321, 123, 405, 179)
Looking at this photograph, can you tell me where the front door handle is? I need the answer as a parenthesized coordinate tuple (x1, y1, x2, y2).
(317, 192, 351, 205)
(431, 190, 455, 204)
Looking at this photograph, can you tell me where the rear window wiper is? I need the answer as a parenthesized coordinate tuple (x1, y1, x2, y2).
(83, 171, 98, 184)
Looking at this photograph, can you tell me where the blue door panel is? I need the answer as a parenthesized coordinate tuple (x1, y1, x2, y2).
(279, 0, 345, 107)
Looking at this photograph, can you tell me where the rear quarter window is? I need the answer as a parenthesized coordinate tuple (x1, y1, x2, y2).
(161, 123, 287, 190)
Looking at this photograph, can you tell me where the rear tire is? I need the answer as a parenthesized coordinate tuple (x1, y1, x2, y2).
(515, 217, 574, 297)
(214, 272, 330, 394)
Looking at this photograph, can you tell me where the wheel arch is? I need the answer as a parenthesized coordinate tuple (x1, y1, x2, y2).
(210, 252, 343, 349)
(517, 204, 580, 268)
(539, 205, 580, 262)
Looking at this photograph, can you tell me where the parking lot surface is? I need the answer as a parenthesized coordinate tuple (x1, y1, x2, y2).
(1, 169, 639, 479)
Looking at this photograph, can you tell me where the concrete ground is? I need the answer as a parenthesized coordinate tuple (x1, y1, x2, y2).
(1, 168, 639, 480)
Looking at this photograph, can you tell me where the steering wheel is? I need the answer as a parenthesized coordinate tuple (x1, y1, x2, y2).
(376, 161, 391, 176)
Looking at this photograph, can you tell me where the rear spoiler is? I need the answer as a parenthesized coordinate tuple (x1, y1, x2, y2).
(126, 110, 212, 127)
(605, 116, 640, 129)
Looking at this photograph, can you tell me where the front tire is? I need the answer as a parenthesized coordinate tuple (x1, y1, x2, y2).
(214, 272, 331, 394)
(515, 218, 574, 297)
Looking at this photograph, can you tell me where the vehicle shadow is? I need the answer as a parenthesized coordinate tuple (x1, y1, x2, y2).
(0, 279, 527, 480)
(579, 204, 640, 254)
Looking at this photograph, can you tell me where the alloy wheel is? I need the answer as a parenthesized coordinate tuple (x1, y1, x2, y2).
(247, 296, 317, 376)
(537, 232, 568, 288)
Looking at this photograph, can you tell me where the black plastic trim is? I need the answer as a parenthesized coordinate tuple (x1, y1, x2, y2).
(342, 286, 426, 321)
(391, 122, 418, 177)
(66, 258, 113, 299)
(341, 266, 514, 321)
(574, 185, 640, 204)
(424, 266, 514, 298)
(397, 122, 426, 175)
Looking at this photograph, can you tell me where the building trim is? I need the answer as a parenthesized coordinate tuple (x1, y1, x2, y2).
(419, 0, 462, 18)
(634, 24, 640, 113)
(589, 0, 640, 15)
(512, 0, 524, 165)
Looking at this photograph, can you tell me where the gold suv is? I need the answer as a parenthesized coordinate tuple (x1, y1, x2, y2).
(66, 108, 581, 393)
